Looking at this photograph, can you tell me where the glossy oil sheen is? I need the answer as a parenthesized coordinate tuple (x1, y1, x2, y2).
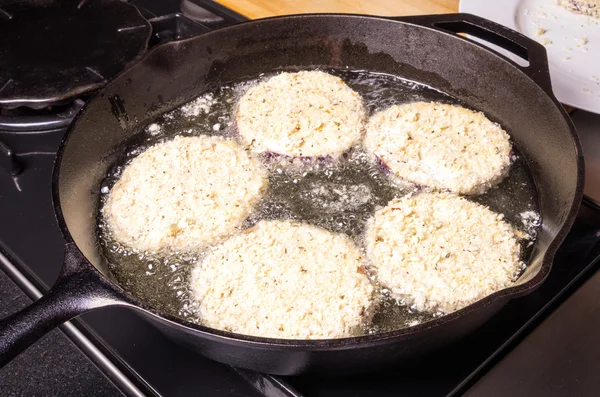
(53, 14, 582, 374)
(98, 69, 540, 335)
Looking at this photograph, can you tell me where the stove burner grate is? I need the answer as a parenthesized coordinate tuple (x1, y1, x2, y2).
(0, 0, 151, 109)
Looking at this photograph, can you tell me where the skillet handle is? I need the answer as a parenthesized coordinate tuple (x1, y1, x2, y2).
(392, 13, 553, 94)
(0, 243, 128, 368)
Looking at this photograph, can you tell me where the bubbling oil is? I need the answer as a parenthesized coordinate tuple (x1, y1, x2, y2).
(98, 69, 540, 334)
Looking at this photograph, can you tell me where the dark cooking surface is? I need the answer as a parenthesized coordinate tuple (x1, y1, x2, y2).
(0, 0, 598, 395)
(51, 6, 582, 375)
(465, 254, 600, 396)
(0, 271, 121, 396)
(286, 203, 600, 396)
(0, 124, 265, 396)
(0, 119, 598, 395)
(0, 0, 151, 109)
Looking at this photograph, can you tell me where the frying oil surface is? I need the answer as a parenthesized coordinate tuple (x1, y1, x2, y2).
(98, 69, 540, 334)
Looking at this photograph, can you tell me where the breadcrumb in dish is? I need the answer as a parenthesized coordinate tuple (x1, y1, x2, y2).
(365, 192, 523, 314)
(190, 220, 375, 339)
(364, 102, 512, 195)
(236, 71, 366, 158)
(103, 135, 268, 253)
(576, 36, 589, 47)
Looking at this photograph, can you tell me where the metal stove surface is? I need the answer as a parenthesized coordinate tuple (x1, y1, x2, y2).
(0, 0, 150, 109)
(1, 117, 599, 396)
(1, 2, 600, 396)
(574, 110, 600, 207)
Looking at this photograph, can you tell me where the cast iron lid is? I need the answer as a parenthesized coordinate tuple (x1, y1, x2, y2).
(0, 0, 151, 109)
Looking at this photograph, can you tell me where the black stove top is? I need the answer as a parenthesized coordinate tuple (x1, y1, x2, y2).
(1, 1, 599, 396)
(0, 0, 150, 109)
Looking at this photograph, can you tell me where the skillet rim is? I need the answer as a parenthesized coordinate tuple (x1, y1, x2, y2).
(52, 13, 585, 349)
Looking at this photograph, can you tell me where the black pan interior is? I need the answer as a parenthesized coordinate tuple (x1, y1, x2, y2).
(56, 14, 580, 331)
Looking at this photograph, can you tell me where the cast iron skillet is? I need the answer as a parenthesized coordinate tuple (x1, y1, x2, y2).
(0, 13, 584, 375)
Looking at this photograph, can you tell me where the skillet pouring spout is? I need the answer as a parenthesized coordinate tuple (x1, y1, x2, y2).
(0, 243, 129, 368)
